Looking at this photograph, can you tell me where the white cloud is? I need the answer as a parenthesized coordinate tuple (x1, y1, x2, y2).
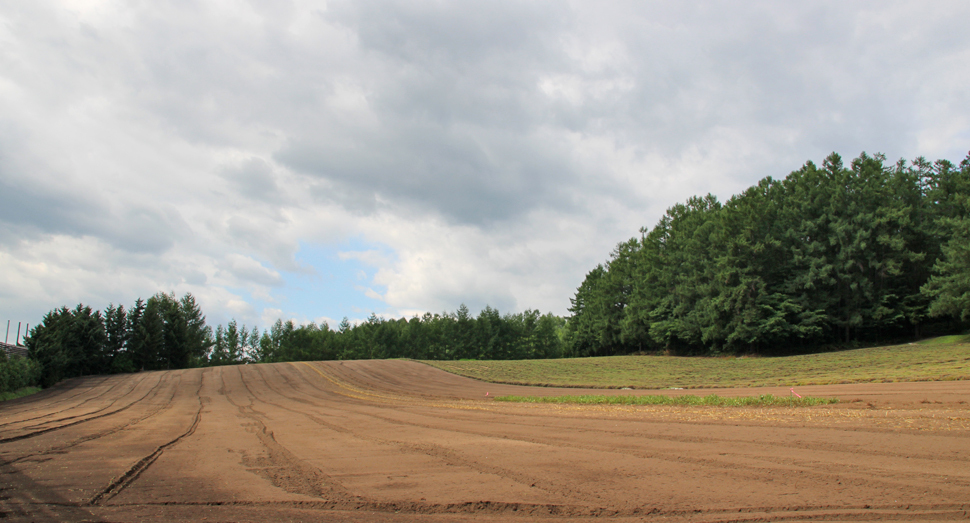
(260, 308, 285, 328)
(219, 254, 284, 287)
(363, 288, 384, 302)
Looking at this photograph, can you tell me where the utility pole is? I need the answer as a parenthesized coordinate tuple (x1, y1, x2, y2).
(4, 320, 8, 344)
(16, 322, 21, 346)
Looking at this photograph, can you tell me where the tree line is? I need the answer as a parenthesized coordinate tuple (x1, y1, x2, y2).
(564, 152, 970, 357)
(220, 305, 564, 364)
(25, 295, 566, 387)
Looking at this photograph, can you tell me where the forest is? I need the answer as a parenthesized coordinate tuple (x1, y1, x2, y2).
(565, 152, 970, 357)
(23, 297, 565, 388)
(13, 151, 970, 389)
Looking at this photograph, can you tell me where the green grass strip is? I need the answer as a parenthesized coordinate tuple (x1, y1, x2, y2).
(423, 337, 970, 389)
(0, 386, 42, 402)
(493, 393, 838, 407)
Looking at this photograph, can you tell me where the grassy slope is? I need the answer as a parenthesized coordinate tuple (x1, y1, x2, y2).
(0, 386, 42, 402)
(422, 338, 970, 389)
(495, 394, 838, 407)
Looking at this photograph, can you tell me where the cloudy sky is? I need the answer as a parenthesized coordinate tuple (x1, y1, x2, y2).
(1, 1, 968, 334)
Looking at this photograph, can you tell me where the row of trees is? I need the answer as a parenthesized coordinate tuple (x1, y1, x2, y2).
(565, 152, 970, 356)
(247, 306, 565, 364)
(26, 295, 566, 386)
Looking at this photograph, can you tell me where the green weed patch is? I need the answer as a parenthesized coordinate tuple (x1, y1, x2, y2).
(423, 336, 970, 389)
(494, 393, 838, 407)
(0, 386, 41, 402)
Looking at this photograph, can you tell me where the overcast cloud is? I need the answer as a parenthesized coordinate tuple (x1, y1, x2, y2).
(1, 1, 968, 333)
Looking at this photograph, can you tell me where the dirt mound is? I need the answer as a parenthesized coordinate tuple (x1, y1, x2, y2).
(1, 360, 968, 522)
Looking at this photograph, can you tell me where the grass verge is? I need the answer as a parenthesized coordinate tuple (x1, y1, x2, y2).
(422, 336, 970, 389)
(494, 393, 838, 407)
(0, 386, 42, 402)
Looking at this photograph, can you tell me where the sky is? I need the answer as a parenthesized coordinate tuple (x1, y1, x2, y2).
(1, 1, 969, 335)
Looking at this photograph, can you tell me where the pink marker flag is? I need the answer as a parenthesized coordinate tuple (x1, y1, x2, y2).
(790, 387, 802, 398)
(485, 392, 489, 397)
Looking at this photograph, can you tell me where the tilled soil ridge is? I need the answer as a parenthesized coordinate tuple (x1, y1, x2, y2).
(1, 360, 968, 522)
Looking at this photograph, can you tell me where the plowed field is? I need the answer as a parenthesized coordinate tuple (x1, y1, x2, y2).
(1, 360, 968, 522)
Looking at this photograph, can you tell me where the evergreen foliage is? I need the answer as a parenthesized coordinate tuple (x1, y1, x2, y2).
(566, 152, 970, 355)
(24, 294, 566, 386)
(25, 293, 214, 386)
(0, 352, 42, 395)
(250, 307, 565, 364)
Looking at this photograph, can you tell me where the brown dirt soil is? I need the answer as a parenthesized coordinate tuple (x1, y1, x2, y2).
(1, 360, 968, 522)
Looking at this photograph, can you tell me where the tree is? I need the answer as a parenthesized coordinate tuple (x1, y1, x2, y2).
(180, 293, 212, 367)
(132, 297, 165, 370)
(922, 203, 970, 320)
(564, 265, 609, 357)
(105, 303, 134, 373)
(25, 304, 107, 386)
(25, 307, 74, 387)
(922, 154, 970, 322)
(647, 195, 722, 353)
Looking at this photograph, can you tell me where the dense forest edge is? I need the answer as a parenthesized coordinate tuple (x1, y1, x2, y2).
(566, 151, 970, 356)
(9, 150, 970, 391)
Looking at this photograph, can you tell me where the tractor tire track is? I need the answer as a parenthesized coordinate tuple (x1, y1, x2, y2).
(5, 373, 185, 465)
(0, 374, 134, 428)
(95, 495, 970, 520)
(248, 364, 585, 505)
(88, 369, 208, 506)
(225, 367, 357, 502)
(301, 361, 970, 463)
(0, 375, 113, 422)
(285, 363, 970, 503)
(4, 361, 969, 522)
(0, 372, 165, 444)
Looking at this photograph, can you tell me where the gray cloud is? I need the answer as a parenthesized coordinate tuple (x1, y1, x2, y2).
(278, 125, 579, 224)
(220, 158, 281, 202)
(269, 1, 586, 224)
(0, 175, 95, 240)
(1, 0, 969, 328)
(0, 148, 183, 254)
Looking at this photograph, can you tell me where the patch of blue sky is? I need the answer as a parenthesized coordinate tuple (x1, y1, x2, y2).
(271, 238, 397, 325)
(214, 239, 399, 329)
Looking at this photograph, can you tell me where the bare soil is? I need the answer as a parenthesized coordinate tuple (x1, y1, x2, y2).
(1, 360, 968, 522)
